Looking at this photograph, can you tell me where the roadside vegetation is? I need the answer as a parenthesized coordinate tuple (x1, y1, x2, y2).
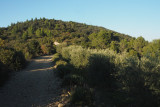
(52, 44, 160, 106)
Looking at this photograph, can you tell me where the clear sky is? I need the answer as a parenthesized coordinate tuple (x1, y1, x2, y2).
(0, 0, 160, 41)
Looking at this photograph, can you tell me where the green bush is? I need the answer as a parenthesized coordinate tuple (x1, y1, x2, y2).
(62, 74, 84, 86)
(116, 56, 158, 106)
(51, 53, 61, 62)
(88, 54, 116, 88)
(39, 37, 56, 55)
(61, 45, 90, 68)
(56, 60, 67, 66)
(56, 42, 68, 54)
(41, 43, 56, 55)
(70, 47, 89, 68)
(140, 57, 157, 72)
(57, 45, 160, 106)
(143, 69, 160, 106)
(55, 60, 71, 78)
(61, 46, 72, 60)
(24, 51, 32, 60)
(121, 67, 158, 106)
(12, 51, 26, 71)
(27, 40, 42, 57)
(70, 87, 94, 106)
(0, 48, 26, 71)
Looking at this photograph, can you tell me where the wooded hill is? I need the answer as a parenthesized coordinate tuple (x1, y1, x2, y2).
(0, 17, 159, 75)
(1, 18, 159, 61)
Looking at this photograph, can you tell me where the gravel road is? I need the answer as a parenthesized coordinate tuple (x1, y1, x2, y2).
(0, 55, 62, 107)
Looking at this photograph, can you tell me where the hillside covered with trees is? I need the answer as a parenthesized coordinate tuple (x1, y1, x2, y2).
(0, 18, 160, 106)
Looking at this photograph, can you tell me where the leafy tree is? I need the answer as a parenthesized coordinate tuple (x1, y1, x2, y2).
(128, 49, 138, 57)
(88, 30, 112, 49)
(0, 38, 5, 47)
(128, 38, 135, 49)
(134, 36, 148, 54)
(110, 41, 119, 52)
(11, 25, 18, 34)
(36, 28, 43, 37)
(97, 30, 112, 48)
(22, 31, 28, 40)
(27, 26, 34, 36)
(119, 39, 128, 52)
(27, 40, 42, 57)
(55, 24, 60, 30)
(143, 39, 160, 60)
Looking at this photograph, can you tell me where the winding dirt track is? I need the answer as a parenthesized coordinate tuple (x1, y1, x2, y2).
(0, 55, 62, 107)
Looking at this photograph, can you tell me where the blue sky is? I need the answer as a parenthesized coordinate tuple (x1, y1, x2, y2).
(0, 0, 160, 41)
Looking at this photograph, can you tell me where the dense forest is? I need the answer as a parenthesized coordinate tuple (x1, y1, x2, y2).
(0, 18, 160, 106)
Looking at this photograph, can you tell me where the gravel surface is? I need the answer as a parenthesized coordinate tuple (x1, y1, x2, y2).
(0, 55, 63, 107)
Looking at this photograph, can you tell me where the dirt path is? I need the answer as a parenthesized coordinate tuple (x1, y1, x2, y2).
(0, 55, 63, 107)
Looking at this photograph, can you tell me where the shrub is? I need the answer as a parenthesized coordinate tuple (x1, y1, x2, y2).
(41, 43, 56, 55)
(56, 60, 67, 66)
(88, 54, 116, 88)
(70, 47, 90, 68)
(116, 56, 159, 106)
(70, 87, 94, 106)
(56, 42, 68, 54)
(27, 40, 42, 57)
(120, 66, 158, 106)
(56, 45, 160, 106)
(61, 45, 90, 68)
(61, 46, 72, 60)
(12, 51, 26, 71)
(24, 51, 32, 60)
(55, 60, 71, 78)
(140, 57, 157, 72)
(62, 74, 84, 86)
(0, 48, 26, 71)
(52, 53, 61, 62)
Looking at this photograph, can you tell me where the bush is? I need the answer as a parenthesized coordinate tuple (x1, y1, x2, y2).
(55, 60, 71, 78)
(56, 42, 68, 54)
(0, 48, 26, 71)
(51, 53, 61, 62)
(61, 45, 90, 68)
(56, 45, 160, 106)
(27, 40, 42, 57)
(61, 46, 72, 60)
(39, 37, 56, 55)
(140, 57, 157, 72)
(56, 60, 67, 66)
(12, 51, 26, 71)
(117, 56, 158, 107)
(24, 51, 32, 60)
(62, 74, 84, 86)
(70, 87, 94, 106)
(88, 54, 116, 88)
(70, 47, 89, 68)
(41, 43, 56, 55)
